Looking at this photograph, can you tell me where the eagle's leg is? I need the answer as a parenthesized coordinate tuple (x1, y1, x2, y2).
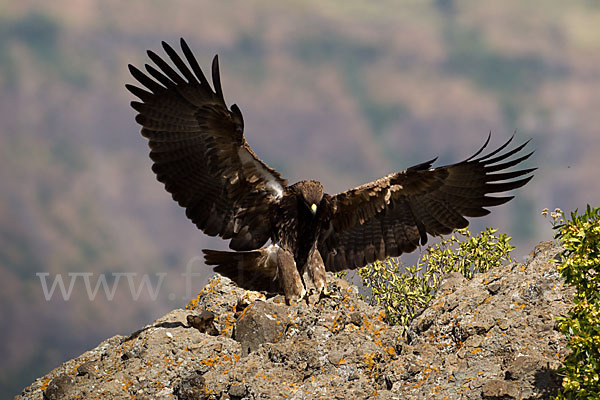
(302, 245, 328, 300)
(302, 245, 329, 303)
(275, 247, 306, 304)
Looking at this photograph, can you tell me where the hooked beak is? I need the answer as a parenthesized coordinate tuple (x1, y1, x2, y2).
(310, 203, 317, 215)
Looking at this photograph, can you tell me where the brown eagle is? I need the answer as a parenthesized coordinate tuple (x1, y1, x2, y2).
(127, 39, 534, 302)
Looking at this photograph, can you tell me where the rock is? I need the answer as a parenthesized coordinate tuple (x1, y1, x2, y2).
(75, 361, 99, 377)
(15, 241, 572, 400)
(187, 310, 219, 336)
(173, 370, 207, 400)
(481, 379, 520, 399)
(233, 301, 289, 356)
(505, 355, 543, 380)
(439, 271, 467, 292)
(42, 374, 75, 400)
(391, 241, 570, 399)
(228, 382, 246, 398)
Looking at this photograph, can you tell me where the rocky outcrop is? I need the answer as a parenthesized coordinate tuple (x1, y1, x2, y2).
(15, 241, 572, 399)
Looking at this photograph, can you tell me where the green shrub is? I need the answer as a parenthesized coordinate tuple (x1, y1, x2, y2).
(553, 205, 600, 399)
(358, 227, 514, 335)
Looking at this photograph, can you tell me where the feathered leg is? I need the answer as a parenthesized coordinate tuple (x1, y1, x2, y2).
(303, 244, 327, 297)
(275, 247, 306, 304)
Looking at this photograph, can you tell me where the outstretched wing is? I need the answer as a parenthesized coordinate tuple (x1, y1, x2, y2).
(319, 135, 534, 271)
(127, 39, 287, 250)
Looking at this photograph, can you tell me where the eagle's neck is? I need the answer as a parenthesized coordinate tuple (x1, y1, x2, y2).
(273, 188, 324, 265)
(294, 192, 323, 263)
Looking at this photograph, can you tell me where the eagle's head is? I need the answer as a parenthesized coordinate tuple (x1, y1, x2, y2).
(294, 180, 324, 216)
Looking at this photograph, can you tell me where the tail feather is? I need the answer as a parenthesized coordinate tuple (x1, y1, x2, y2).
(203, 248, 278, 293)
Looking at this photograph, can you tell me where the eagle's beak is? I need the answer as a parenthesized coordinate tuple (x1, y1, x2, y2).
(311, 203, 317, 215)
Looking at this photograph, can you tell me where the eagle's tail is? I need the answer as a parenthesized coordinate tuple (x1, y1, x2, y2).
(202, 247, 279, 293)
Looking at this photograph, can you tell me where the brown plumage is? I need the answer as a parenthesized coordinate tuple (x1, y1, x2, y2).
(128, 39, 535, 302)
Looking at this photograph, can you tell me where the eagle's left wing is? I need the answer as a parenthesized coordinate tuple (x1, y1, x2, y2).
(319, 135, 534, 271)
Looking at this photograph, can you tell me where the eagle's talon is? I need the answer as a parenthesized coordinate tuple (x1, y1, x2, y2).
(318, 289, 341, 302)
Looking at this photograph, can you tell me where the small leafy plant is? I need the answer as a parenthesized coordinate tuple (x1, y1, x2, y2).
(552, 205, 600, 399)
(358, 227, 514, 335)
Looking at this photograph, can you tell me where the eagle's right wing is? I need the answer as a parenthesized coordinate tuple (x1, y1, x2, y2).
(127, 39, 287, 250)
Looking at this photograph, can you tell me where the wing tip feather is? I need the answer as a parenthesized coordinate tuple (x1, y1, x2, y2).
(211, 55, 225, 103)
(465, 131, 492, 162)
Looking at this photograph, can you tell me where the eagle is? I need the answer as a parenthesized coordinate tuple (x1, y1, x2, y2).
(127, 39, 534, 302)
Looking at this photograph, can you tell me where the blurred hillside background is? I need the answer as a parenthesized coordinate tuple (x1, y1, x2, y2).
(2, 0, 599, 397)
